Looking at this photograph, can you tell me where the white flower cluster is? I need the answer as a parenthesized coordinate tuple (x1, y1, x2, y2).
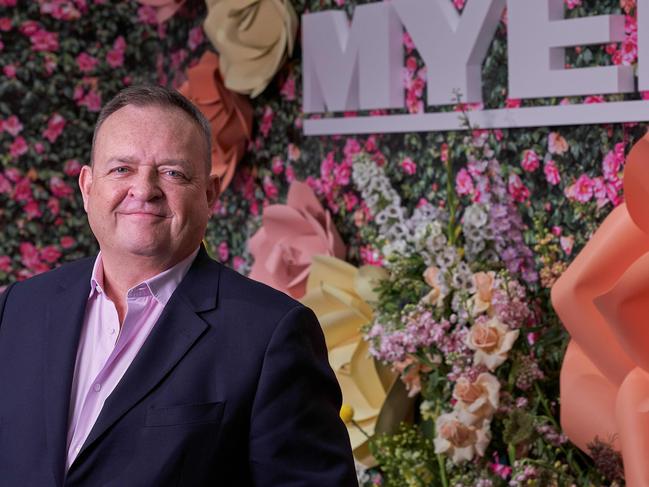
(462, 203, 495, 261)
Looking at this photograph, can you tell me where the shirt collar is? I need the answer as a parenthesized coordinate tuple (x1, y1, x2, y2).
(89, 247, 200, 306)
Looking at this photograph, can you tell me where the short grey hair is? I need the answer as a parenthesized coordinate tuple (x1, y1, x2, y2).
(91, 85, 212, 174)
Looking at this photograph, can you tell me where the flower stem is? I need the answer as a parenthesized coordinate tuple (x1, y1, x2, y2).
(436, 453, 449, 487)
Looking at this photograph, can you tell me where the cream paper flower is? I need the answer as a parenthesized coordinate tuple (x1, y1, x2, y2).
(452, 373, 500, 425)
(466, 317, 519, 371)
(204, 0, 298, 97)
(434, 412, 491, 463)
(469, 271, 496, 316)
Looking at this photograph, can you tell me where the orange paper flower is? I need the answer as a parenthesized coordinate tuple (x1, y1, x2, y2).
(136, 0, 186, 23)
(552, 133, 649, 487)
(248, 181, 346, 299)
(179, 51, 253, 192)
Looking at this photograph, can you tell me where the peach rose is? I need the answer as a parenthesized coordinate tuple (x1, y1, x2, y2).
(434, 412, 491, 463)
(453, 373, 500, 425)
(422, 265, 445, 307)
(393, 355, 432, 397)
(179, 51, 253, 192)
(466, 317, 519, 371)
(470, 271, 495, 316)
(248, 181, 346, 299)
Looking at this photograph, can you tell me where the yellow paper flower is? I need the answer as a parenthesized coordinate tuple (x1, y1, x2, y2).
(203, 0, 298, 97)
(300, 255, 397, 466)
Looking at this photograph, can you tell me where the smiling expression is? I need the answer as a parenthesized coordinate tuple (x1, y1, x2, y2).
(79, 104, 218, 266)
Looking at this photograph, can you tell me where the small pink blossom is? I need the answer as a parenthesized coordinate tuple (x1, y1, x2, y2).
(271, 156, 284, 175)
(548, 132, 569, 155)
(505, 98, 521, 109)
(106, 48, 124, 68)
(13, 178, 32, 202)
(455, 168, 474, 196)
(560, 235, 575, 256)
(64, 159, 82, 176)
(3, 64, 16, 78)
(260, 106, 273, 137)
(49, 176, 73, 198)
(188, 26, 204, 50)
(0, 255, 11, 273)
(10, 136, 28, 158)
(280, 75, 296, 100)
(262, 176, 278, 199)
(508, 173, 530, 203)
(233, 256, 246, 272)
(543, 160, 561, 185)
(23, 200, 42, 219)
(43, 113, 66, 143)
(400, 157, 417, 175)
(47, 197, 60, 216)
(75, 52, 98, 73)
(0, 17, 12, 31)
(4, 115, 23, 135)
(30, 29, 59, 52)
(287, 143, 301, 161)
(60, 236, 76, 249)
(520, 149, 540, 172)
(79, 90, 102, 112)
(0, 173, 10, 194)
(360, 245, 383, 266)
(584, 95, 604, 104)
(19, 242, 44, 272)
(40, 245, 61, 264)
(20, 20, 40, 36)
(343, 192, 359, 211)
(565, 174, 593, 203)
(565, 0, 582, 8)
(403, 31, 415, 52)
(137, 5, 158, 24)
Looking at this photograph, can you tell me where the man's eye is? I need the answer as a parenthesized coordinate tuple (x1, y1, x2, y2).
(112, 167, 129, 174)
(165, 170, 185, 178)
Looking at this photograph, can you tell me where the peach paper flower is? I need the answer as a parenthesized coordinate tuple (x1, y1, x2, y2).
(466, 317, 519, 371)
(248, 181, 346, 298)
(434, 412, 491, 463)
(203, 0, 298, 97)
(179, 50, 253, 192)
(136, 0, 186, 23)
(452, 373, 500, 425)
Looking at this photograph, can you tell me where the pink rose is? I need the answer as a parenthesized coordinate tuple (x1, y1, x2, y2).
(187, 26, 204, 50)
(260, 106, 273, 137)
(0, 173, 10, 194)
(455, 168, 474, 196)
(60, 236, 76, 249)
(507, 174, 530, 203)
(548, 132, 569, 155)
(30, 29, 59, 52)
(49, 176, 73, 198)
(565, 174, 593, 203)
(3, 64, 16, 78)
(279, 75, 296, 101)
(23, 200, 42, 219)
(47, 197, 60, 216)
(10, 136, 28, 158)
(0, 17, 12, 31)
(248, 181, 346, 299)
(520, 149, 540, 172)
(0, 255, 11, 273)
(565, 0, 582, 9)
(217, 242, 229, 262)
(40, 245, 61, 264)
(4, 115, 23, 135)
(63, 159, 82, 176)
(43, 113, 66, 143)
(544, 160, 561, 185)
(106, 48, 124, 68)
(75, 52, 98, 73)
(400, 157, 417, 175)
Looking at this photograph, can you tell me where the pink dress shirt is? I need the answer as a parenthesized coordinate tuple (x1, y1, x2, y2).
(65, 248, 199, 470)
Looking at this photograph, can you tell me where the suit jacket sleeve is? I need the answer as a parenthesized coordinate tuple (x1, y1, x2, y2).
(249, 304, 358, 486)
(0, 283, 15, 332)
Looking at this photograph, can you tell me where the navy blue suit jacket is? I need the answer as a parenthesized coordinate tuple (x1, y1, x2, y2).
(0, 248, 357, 486)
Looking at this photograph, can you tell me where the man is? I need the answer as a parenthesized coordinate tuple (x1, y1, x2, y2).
(0, 85, 357, 486)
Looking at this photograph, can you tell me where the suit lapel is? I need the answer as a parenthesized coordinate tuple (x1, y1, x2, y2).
(45, 259, 94, 486)
(76, 248, 221, 460)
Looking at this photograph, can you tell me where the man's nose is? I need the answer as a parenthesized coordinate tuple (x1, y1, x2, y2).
(128, 170, 163, 201)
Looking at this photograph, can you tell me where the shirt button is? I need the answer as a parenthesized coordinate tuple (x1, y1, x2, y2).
(94, 383, 101, 392)
(109, 328, 116, 335)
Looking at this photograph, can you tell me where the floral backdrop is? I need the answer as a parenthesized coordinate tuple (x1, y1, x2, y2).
(0, 0, 645, 485)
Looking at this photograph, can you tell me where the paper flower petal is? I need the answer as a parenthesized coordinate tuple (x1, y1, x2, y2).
(203, 0, 299, 97)
(179, 50, 253, 191)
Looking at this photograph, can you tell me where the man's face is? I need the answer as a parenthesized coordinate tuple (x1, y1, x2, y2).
(79, 104, 218, 265)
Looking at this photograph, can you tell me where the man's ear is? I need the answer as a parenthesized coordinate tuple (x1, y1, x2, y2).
(78, 165, 93, 212)
(207, 174, 221, 208)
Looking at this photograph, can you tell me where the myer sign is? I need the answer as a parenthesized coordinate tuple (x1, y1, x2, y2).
(302, 0, 649, 135)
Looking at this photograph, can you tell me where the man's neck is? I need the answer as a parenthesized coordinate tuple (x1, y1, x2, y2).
(98, 250, 187, 325)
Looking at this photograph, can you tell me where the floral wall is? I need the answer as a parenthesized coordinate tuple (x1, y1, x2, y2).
(0, 0, 643, 485)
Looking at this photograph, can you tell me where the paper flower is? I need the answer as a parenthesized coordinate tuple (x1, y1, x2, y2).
(434, 412, 491, 463)
(466, 317, 519, 371)
(136, 0, 186, 23)
(452, 373, 500, 426)
(249, 182, 346, 298)
(178, 50, 253, 191)
(300, 255, 405, 466)
(552, 133, 649, 486)
(203, 0, 298, 97)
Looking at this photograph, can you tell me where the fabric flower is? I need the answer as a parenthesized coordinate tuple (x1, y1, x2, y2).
(434, 412, 491, 463)
(135, 0, 186, 23)
(453, 373, 500, 425)
(203, 0, 298, 97)
(179, 50, 253, 191)
(248, 181, 346, 298)
(466, 317, 519, 370)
